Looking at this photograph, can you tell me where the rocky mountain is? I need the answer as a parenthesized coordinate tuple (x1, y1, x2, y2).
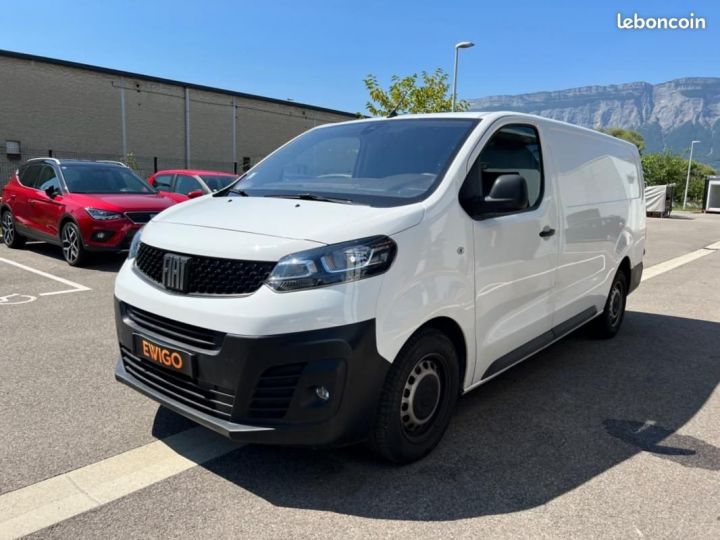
(469, 78, 720, 169)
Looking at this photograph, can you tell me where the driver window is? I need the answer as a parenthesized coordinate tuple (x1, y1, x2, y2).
(153, 174, 174, 190)
(175, 175, 202, 195)
(460, 124, 544, 215)
(36, 165, 60, 192)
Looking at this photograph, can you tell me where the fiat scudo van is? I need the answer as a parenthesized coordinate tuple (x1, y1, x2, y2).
(114, 112, 645, 463)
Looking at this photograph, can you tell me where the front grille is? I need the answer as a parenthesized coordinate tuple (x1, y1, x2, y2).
(248, 363, 306, 419)
(125, 303, 223, 350)
(125, 211, 159, 224)
(135, 243, 164, 282)
(135, 242, 275, 296)
(122, 347, 235, 420)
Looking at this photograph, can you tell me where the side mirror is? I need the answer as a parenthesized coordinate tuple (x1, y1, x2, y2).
(186, 189, 204, 199)
(45, 185, 59, 199)
(480, 174, 529, 215)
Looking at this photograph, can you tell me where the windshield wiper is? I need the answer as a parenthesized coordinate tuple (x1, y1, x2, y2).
(265, 193, 354, 204)
(228, 188, 251, 197)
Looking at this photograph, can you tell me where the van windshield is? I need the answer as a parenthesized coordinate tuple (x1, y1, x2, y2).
(223, 118, 479, 207)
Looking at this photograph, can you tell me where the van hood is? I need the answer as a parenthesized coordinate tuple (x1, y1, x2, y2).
(153, 195, 425, 245)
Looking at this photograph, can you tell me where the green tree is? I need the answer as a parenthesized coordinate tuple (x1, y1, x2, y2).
(363, 68, 469, 116)
(597, 127, 646, 153)
(641, 151, 716, 205)
(124, 152, 140, 172)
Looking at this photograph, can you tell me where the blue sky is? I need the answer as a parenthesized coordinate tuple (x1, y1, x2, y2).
(1, 0, 717, 112)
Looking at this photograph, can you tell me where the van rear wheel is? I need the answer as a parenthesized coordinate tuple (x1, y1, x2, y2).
(2, 210, 26, 249)
(368, 329, 459, 464)
(593, 271, 628, 339)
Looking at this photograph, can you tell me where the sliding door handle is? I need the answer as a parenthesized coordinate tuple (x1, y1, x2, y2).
(539, 226, 556, 238)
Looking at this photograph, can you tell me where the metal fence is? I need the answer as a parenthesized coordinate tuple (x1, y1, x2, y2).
(0, 149, 261, 189)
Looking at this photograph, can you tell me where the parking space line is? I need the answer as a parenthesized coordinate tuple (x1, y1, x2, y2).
(641, 241, 719, 282)
(0, 427, 240, 539)
(0, 258, 91, 296)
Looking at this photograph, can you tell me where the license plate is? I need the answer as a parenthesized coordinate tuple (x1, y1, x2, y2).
(133, 334, 194, 377)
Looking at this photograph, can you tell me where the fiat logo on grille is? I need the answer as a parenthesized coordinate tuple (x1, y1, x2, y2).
(162, 253, 191, 292)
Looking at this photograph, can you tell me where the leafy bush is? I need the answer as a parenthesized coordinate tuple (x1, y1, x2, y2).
(641, 151, 716, 204)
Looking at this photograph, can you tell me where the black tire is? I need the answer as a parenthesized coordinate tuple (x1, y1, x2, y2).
(1, 210, 26, 249)
(592, 270, 628, 339)
(368, 328, 460, 464)
(61, 222, 88, 266)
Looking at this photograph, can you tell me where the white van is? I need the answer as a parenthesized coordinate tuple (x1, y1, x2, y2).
(114, 112, 645, 463)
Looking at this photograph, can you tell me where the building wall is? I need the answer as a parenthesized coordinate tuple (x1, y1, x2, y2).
(0, 53, 354, 182)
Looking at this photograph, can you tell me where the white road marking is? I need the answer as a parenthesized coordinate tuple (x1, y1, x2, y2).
(0, 293, 37, 305)
(0, 257, 91, 296)
(0, 427, 240, 539)
(0, 241, 718, 537)
(641, 242, 719, 282)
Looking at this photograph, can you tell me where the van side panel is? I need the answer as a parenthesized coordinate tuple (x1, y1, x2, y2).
(375, 196, 477, 389)
(545, 124, 645, 326)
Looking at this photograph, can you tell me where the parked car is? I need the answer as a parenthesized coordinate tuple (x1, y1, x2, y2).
(1, 158, 176, 266)
(147, 169, 240, 202)
(114, 113, 646, 463)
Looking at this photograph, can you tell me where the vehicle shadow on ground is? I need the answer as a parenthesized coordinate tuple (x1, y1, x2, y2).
(19, 241, 126, 272)
(154, 311, 720, 521)
(665, 213, 695, 220)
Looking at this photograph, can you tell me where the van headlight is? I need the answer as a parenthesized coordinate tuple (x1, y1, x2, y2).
(266, 236, 397, 292)
(128, 227, 143, 259)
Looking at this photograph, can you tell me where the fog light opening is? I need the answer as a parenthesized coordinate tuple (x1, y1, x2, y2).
(315, 386, 330, 401)
(92, 230, 113, 242)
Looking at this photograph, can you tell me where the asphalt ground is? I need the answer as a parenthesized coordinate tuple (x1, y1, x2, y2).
(1, 211, 719, 539)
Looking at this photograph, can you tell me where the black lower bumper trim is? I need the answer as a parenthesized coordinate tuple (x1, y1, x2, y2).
(115, 299, 390, 447)
(116, 360, 273, 439)
(629, 262, 643, 294)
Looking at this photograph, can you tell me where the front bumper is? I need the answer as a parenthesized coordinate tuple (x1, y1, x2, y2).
(84, 222, 140, 252)
(114, 299, 389, 446)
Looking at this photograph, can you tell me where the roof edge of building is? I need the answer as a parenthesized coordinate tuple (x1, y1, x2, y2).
(0, 48, 357, 118)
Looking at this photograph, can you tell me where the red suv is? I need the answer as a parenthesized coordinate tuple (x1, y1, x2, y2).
(147, 169, 240, 201)
(1, 158, 177, 266)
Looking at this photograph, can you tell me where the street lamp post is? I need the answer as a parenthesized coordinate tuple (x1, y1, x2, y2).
(451, 41, 474, 112)
(683, 140, 701, 209)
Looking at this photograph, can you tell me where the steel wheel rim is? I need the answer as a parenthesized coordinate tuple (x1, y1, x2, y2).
(608, 283, 623, 326)
(2, 213, 14, 245)
(401, 354, 443, 437)
(62, 226, 79, 262)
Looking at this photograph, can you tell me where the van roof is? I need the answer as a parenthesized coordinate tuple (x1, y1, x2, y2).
(322, 111, 639, 151)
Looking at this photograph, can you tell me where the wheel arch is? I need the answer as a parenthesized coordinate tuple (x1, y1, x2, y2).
(618, 256, 631, 285)
(58, 213, 81, 238)
(59, 213, 79, 228)
(402, 316, 469, 393)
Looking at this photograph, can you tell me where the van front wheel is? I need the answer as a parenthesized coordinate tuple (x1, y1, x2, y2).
(369, 329, 459, 464)
(593, 271, 628, 339)
(61, 222, 88, 266)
